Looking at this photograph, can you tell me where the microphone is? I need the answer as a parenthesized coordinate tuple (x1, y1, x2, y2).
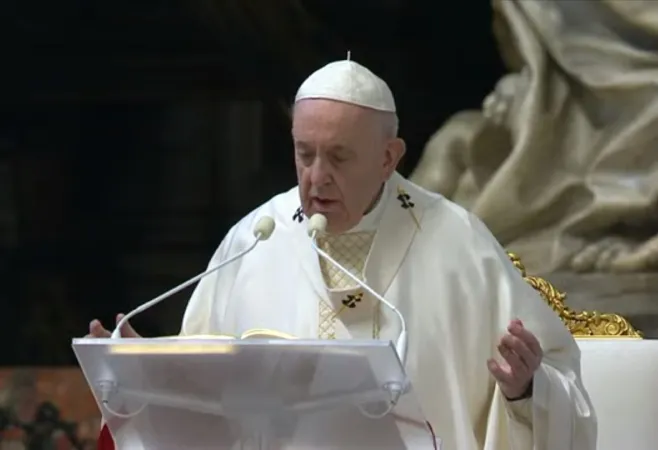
(307, 214, 408, 369)
(111, 216, 276, 339)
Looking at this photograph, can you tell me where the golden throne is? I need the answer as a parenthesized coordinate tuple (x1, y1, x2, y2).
(507, 253, 642, 338)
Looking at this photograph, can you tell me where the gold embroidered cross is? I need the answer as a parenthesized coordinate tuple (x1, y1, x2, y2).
(341, 293, 363, 309)
(293, 206, 304, 223)
(331, 292, 364, 319)
(397, 186, 421, 229)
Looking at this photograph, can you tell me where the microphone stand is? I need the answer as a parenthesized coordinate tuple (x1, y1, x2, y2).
(111, 216, 276, 339)
(307, 214, 408, 416)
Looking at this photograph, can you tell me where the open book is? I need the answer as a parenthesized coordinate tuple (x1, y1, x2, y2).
(158, 329, 297, 340)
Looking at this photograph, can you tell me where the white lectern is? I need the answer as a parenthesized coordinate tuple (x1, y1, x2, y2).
(72, 337, 440, 449)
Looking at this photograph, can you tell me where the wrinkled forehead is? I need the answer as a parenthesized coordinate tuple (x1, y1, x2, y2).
(292, 99, 380, 141)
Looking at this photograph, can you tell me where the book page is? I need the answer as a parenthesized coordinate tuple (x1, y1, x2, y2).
(151, 330, 296, 340)
(240, 329, 297, 339)
(154, 334, 237, 340)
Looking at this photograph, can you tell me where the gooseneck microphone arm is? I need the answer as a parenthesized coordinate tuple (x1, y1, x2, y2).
(306, 214, 408, 369)
(111, 216, 276, 339)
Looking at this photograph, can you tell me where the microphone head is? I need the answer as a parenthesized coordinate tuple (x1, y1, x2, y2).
(253, 216, 276, 240)
(307, 214, 328, 237)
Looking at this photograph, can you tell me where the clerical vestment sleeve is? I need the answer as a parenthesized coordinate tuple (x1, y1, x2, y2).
(505, 398, 532, 427)
(180, 223, 242, 336)
(467, 213, 597, 449)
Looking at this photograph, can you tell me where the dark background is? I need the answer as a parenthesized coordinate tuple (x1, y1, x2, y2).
(0, 1, 504, 365)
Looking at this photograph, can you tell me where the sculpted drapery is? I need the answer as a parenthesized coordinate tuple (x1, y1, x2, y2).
(411, 0, 658, 274)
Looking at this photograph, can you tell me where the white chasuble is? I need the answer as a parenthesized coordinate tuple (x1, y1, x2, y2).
(182, 172, 597, 450)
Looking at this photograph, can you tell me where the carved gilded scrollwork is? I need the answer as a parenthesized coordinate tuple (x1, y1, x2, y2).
(508, 253, 643, 338)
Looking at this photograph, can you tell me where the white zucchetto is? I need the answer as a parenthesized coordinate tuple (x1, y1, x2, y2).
(295, 55, 396, 113)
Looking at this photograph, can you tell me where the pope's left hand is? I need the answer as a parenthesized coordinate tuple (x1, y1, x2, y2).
(487, 319, 543, 399)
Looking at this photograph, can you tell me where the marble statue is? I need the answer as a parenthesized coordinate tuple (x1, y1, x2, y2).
(411, 0, 658, 274)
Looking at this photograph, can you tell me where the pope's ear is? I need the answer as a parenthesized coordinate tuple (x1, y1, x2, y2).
(385, 138, 406, 174)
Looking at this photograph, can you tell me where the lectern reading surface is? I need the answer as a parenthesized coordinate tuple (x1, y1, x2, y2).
(73, 337, 439, 449)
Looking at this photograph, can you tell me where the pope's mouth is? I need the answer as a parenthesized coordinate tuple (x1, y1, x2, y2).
(311, 198, 340, 212)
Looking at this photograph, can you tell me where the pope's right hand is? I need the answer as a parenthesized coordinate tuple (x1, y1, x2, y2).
(86, 313, 141, 338)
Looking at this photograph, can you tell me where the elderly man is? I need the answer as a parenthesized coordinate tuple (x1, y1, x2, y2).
(89, 59, 596, 449)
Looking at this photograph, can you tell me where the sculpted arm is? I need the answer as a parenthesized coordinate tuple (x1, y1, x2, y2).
(409, 111, 485, 197)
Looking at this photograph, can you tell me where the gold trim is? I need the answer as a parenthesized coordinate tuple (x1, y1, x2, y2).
(508, 253, 643, 338)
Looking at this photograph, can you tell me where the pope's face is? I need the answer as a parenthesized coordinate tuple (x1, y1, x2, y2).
(292, 99, 403, 234)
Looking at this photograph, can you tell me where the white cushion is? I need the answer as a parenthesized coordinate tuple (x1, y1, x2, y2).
(577, 338, 658, 450)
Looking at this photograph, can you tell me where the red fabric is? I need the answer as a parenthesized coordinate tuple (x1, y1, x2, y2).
(97, 424, 115, 450)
